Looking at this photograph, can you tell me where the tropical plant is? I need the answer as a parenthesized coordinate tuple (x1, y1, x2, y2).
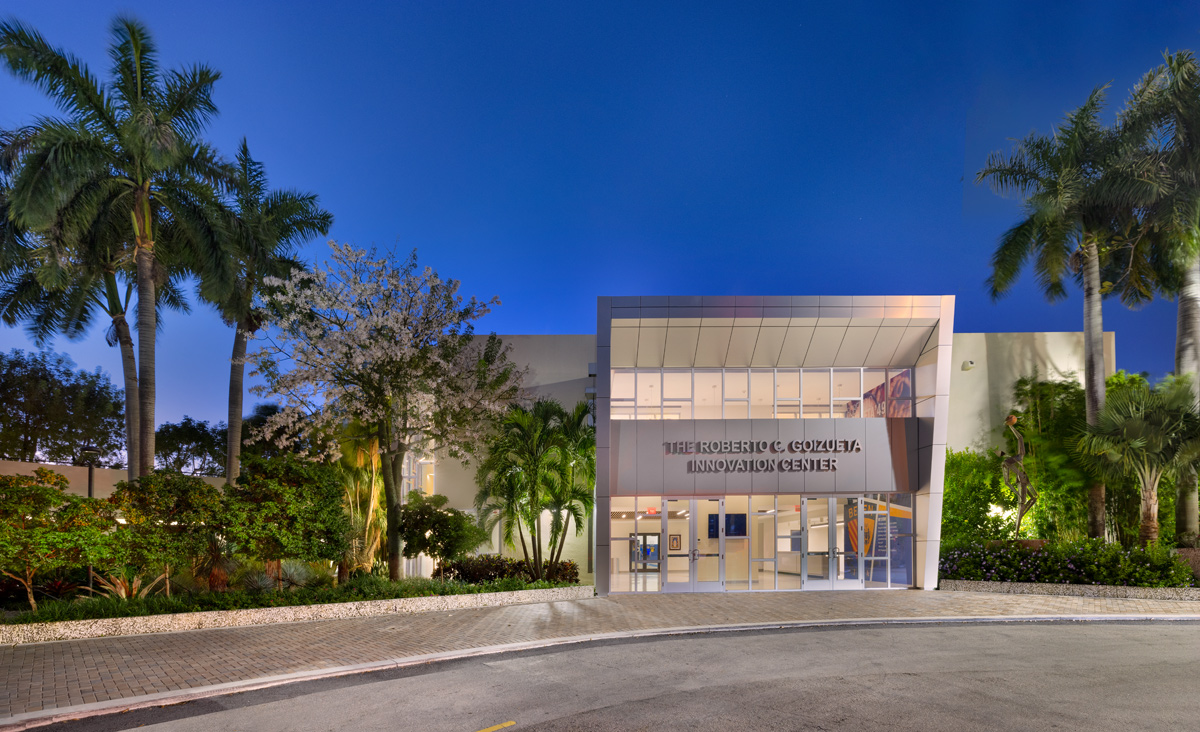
(1120, 50, 1200, 540)
(940, 448, 1014, 544)
(0, 17, 232, 476)
(108, 470, 223, 596)
(222, 454, 349, 590)
(0, 469, 114, 611)
(396, 491, 489, 576)
(1077, 378, 1200, 545)
(200, 140, 331, 484)
(976, 86, 1164, 537)
(247, 243, 522, 580)
(337, 428, 386, 577)
(544, 400, 595, 568)
(83, 567, 166, 600)
(475, 401, 566, 580)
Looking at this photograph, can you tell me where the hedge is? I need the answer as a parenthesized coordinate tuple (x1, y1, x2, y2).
(939, 539, 1196, 588)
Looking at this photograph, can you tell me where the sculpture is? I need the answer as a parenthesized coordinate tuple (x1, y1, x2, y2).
(997, 414, 1037, 536)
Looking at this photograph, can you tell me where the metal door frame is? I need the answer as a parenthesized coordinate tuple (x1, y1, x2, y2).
(662, 497, 726, 592)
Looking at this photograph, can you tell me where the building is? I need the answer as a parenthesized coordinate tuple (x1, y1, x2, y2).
(435, 295, 1115, 595)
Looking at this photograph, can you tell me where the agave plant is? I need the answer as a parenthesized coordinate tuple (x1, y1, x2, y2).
(84, 569, 167, 600)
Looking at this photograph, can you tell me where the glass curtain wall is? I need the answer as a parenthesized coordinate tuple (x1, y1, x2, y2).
(609, 493, 914, 592)
(611, 368, 914, 420)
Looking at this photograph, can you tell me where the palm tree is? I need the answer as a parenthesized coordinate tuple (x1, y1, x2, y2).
(544, 401, 595, 571)
(474, 400, 565, 580)
(976, 86, 1163, 538)
(200, 140, 331, 484)
(1077, 378, 1200, 545)
(1, 127, 194, 480)
(0, 17, 231, 476)
(1120, 51, 1200, 541)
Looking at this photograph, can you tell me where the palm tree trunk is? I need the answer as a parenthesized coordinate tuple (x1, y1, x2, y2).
(1082, 239, 1107, 539)
(1139, 475, 1160, 547)
(1176, 259, 1200, 542)
(134, 187, 157, 478)
(112, 313, 139, 484)
(225, 323, 249, 484)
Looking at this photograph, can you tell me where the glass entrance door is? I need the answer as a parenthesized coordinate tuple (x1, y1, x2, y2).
(662, 498, 726, 592)
(801, 497, 864, 590)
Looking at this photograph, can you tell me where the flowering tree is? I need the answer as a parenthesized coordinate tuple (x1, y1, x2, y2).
(249, 243, 522, 579)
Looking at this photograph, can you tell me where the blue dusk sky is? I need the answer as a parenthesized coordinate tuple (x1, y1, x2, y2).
(0, 1, 1195, 427)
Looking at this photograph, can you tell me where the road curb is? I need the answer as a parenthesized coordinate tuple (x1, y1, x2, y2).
(4, 612, 1200, 731)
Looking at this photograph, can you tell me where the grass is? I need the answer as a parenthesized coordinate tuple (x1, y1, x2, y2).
(5, 574, 573, 625)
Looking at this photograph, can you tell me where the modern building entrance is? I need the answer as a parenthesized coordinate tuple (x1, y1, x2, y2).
(610, 493, 913, 593)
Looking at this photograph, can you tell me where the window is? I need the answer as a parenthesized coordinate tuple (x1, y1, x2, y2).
(609, 367, 918, 420)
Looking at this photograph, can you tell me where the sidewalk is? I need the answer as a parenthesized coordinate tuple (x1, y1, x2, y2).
(4, 590, 1200, 728)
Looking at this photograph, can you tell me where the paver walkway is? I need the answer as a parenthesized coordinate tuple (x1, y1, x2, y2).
(3, 590, 1200, 725)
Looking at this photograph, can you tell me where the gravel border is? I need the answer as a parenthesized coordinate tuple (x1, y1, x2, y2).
(0, 585, 596, 645)
(939, 579, 1200, 600)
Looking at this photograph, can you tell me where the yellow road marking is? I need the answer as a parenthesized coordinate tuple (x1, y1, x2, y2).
(475, 723, 516, 732)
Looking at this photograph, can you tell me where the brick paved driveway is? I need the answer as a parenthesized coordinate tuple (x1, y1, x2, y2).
(3, 590, 1199, 723)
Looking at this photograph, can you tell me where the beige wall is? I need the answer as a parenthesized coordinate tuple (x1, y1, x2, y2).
(435, 334, 596, 513)
(947, 331, 1115, 452)
(0, 460, 225, 499)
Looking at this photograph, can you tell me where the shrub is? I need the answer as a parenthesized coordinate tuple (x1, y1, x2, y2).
(939, 539, 1196, 588)
(544, 560, 579, 584)
(438, 554, 528, 583)
(5, 574, 574, 624)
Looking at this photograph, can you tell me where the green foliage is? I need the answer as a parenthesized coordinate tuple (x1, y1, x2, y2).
(109, 471, 223, 575)
(1077, 376, 1200, 545)
(941, 449, 1015, 544)
(155, 417, 226, 476)
(6, 573, 573, 624)
(1007, 373, 1090, 540)
(223, 455, 350, 564)
(0, 469, 114, 611)
(397, 491, 489, 571)
(437, 554, 530, 583)
(939, 539, 1195, 587)
(0, 349, 124, 466)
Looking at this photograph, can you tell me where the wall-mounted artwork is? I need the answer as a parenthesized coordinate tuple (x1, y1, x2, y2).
(669, 534, 682, 551)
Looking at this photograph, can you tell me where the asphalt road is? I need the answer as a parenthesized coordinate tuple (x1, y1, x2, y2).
(45, 621, 1200, 732)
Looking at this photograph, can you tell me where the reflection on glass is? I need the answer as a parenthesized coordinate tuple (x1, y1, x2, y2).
(696, 500, 720, 584)
(610, 497, 637, 592)
(862, 369, 886, 418)
(889, 368, 912, 398)
(835, 399, 861, 418)
(777, 403, 801, 419)
(888, 400, 912, 417)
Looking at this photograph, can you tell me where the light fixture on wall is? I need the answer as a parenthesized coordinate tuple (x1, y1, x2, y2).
(961, 360, 975, 371)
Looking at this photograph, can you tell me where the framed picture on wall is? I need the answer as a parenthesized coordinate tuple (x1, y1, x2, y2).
(669, 534, 682, 551)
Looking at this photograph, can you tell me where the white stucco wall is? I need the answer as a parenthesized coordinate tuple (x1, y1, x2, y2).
(946, 331, 1115, 452)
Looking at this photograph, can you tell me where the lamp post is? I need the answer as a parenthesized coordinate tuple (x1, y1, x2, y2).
(79, 445, 101, 590)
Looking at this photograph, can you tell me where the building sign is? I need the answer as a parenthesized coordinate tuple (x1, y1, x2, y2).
(663, 439, 863, 474)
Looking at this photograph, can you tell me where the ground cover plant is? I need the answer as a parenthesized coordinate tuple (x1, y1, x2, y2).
(939, 539, 1196, 588)
(4, 573, 573, 625)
